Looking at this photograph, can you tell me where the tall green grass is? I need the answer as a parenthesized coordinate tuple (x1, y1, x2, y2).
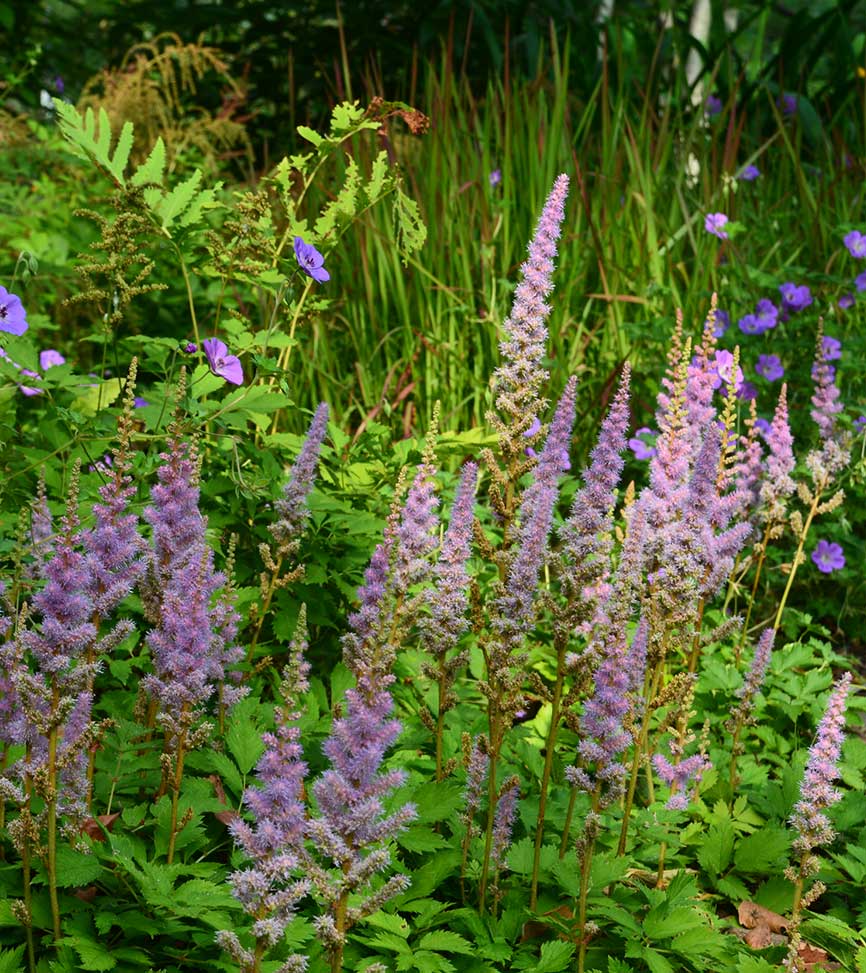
(288, 31, 864, 466)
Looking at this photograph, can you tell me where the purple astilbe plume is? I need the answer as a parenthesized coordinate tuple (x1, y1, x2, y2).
(490, 780, 520, 875)
(684, 310, 721, 446)
(83, 370, 146, 619)
(270, 402, 329, 553)
(807, 333, 851, 485)
(760, 385, 796, 523)
(0, 585, 24, 748)
(493, 376, 577, 647)
(28, 472, 54, 576)
(559, 365, 631, 615)
(461, 736, 489, 827)
(14, 469, 98, 827)
(733, 628, 775, 722)
(220, 609, 311, 970)
(810, 356, 844, 444)
(421, 462, 477, 661)
(492, 174, 569, 444)
(142, 429, 204, 590)
(394, 457, 440, 591)
(652, 749, 711, 810)
(789, 673, 852, 860)
(732, 404, 765, 517)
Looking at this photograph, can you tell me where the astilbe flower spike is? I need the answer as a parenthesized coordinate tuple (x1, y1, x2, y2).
(269, 402, 329, 555)
(219, 609, 311, 973)
(493, 375, 577, 652)
(560, 364, 631, 618)
(492, 174, 569, 455)
(760, 385, 796, 523)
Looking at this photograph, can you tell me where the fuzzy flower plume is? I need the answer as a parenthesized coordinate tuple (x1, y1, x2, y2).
(270, 402, 329, 554)
(83, 361, 146, 618)
(733, 628, 775, 721)
(15, 467, 97, 823)
(760, 385, 796, 523)
(491, 780, 520, 875)
(221, 609, 311, 969)
(653, 749, 711, 810)
(789, 673, 852, 860)
(560, 364, 630, 613)
(421, 462, 477, 662)
(28, 471, 54, 576)
(684, 301, 721, 446)
(733, 402, 764, 517)
(808, 332, 851, 483)
(492, 174, 569, 452)
(493, 376, 577, 649)
(461, 735, 489, 827)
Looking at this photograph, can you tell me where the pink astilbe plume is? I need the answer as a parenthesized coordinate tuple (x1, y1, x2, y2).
(789, 672, 852, 859)
(733, 403, 765, 518)
(219, 610, 311, 971)
(760, 384, 796, 522)
(492, 174, 570, 439)
(733, 628, 775, 723)
(808, 338, 850, 483)
(560, 365, 631, 615)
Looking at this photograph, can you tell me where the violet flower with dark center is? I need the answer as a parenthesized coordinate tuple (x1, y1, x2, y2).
(811, 540, 845, 573)
(739, 164, 760, 181)
(202, 338, 243, 386)
(779, 282, 812, 314)
(0, 286, 28, 336)
(294, 236, 330, 283)
(704, 213, 729, 239)
(755, 354, 784, 382)
(843, 230, 866, 258)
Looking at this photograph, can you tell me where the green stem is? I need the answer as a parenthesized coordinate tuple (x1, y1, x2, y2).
(559, 785, 578, 859)
(617, 661, 661, 856)
(434, 662, 448, 781)
(46, 720, 62, 941)
(166, 722, 189, 865)
(247, 554, 284, 663)
(529, 643, 566, 908)
(577, 789, 601, 973)
(728, 721, 743, 793)
(736, 526, 771, 662)
(773, 486, 823, 631)
(20, 768, 36, 973)
(175, 248, 201, 349)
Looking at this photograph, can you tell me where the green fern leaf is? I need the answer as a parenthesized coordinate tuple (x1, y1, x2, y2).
(393, 188, 427, 262)
(366, 151, 389, 204)
(109, 120, 134, 184)
(95, 107, 112, 166)
(132, 137, 166, 187)
(154, 169, 203, 228)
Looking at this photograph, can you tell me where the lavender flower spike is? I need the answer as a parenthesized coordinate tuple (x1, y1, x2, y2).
(222, 608, 311, 968)
(789, 672, 852, 858)
(421, 462, 477, 661)
(491, 780, 520, 874)
(734, 628, 775, 719)
(494, 376, 577, 646)
(270, 402, 329, 552)
(760, 384, 795, 522)
(560, 363, 631, 610)
(493, 174, 569, 439)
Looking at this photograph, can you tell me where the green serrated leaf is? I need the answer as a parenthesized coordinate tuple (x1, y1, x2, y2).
(734, 827, 790, 874)
(110, 120, 134, 183)
(0, 945, 25, 973)
(64, 935, 116, 971)
(535, 940, 576, 972)
(226, 716, 265, 775)
(53, 844, 104, 887)
(71, 378, 123, 417)
(418, 931, 474, 955)
(297, 125, 323, 146)
(154, 169, 203, 229)
(132, 136, 166, 187)
(697, 819, 735, 875)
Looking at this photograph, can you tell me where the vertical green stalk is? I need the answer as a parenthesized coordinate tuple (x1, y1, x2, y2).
(559, 785, 578, 859)
(46, 689, 62, 942)
(434, 661, 449, 781)
(736, 526, 772, 662)
(477, 707, 502, 912)
(166, 707, 190, 865)
(21, 766, 37, 973)
(577, 786, 601, 973)
(529, 641, 567, 908)
(773, 485, 824, 631)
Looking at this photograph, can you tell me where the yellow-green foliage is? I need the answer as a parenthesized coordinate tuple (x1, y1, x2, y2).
(76, 32, 253, 175)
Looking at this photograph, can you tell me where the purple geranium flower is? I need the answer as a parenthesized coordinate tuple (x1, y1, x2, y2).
(811, 540, 845, 573)
(628, 427, 657, 460)
(705, 212, 729, 239)
(712, 309, 731, 337)
(754, 417, 771, 438)
(133, 396, 149, 408)
(779, 93, 798, 116)
(39, 349, 65, 369)
(755, 299, 779, 330)
(844, 230, 866, 259)
(839, 293, 855, 309)
(755, 354, 784, 382)
(711, 349, 743, 391)
(203, 338, 243, 385)
(0, 286, 28, 336)
(737, 381, 758, 401)
(855, 272, 866, 292)
(739, 164, 761, 181)
(853, 415, 866, 432)
(489, 168, 502, 187)
(779, 282, 812, 313)
(705, 94, 722, 116)
(185, 342, 197, 354)
(822, 336, 842, 361)
(293, 236, 330, 283)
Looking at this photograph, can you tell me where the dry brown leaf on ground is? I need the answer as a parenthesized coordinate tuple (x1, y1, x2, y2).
(737, 900, 789, 932)
(81, 811, 121, 842)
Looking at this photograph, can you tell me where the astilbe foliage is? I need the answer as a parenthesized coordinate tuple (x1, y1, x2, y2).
(219, 609, 311, 973)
